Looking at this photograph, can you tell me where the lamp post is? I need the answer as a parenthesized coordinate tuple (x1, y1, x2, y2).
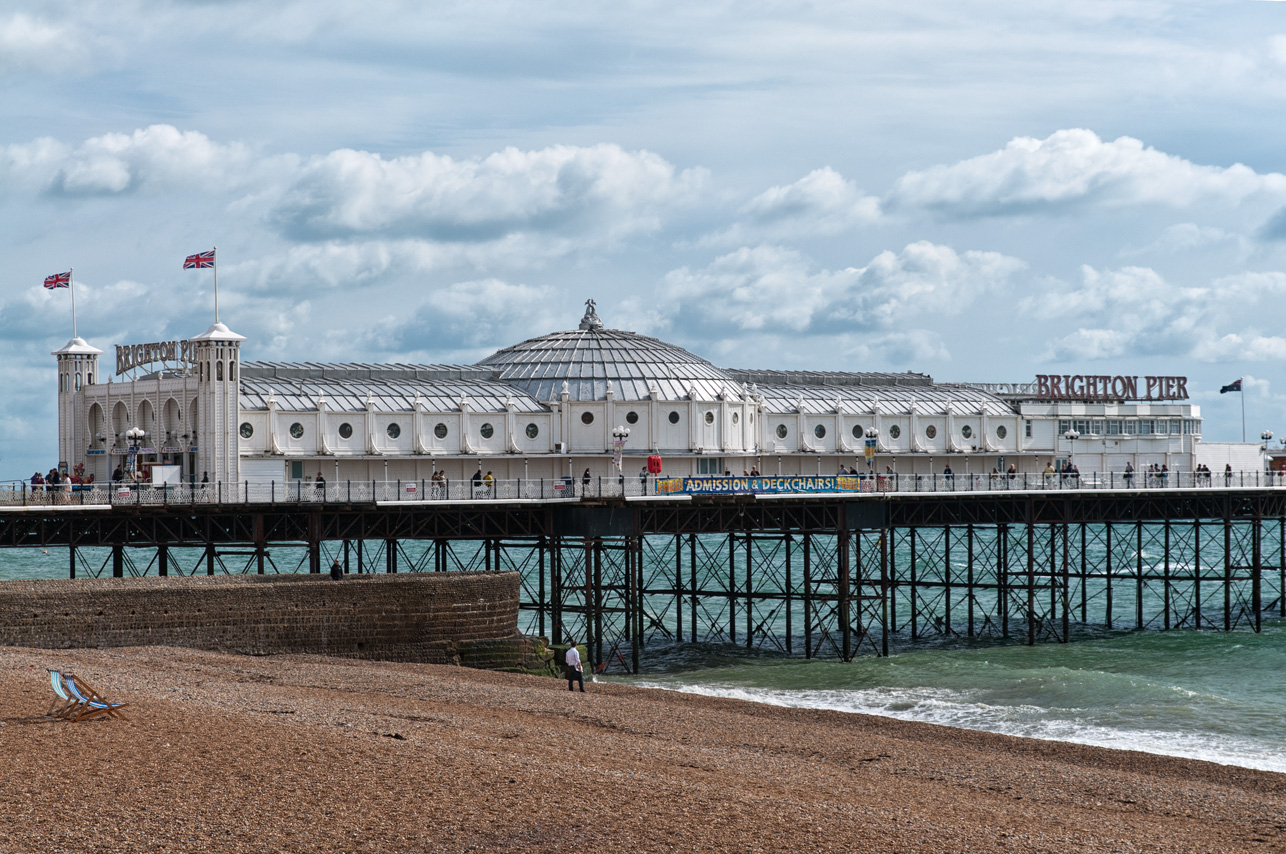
(125, 426, 145, 480)
(612, 425, 630, 472)
(1261, 430, 1273, 448)
(1064, 429, 1080, 477)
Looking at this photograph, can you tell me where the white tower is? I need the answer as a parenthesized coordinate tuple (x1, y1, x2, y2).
(189, 322, 246, 484)
(52, 336, 102, 475)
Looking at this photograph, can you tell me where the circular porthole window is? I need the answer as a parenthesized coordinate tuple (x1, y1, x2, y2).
(480, 423, 494, 439)
(851, 424, 864, 439)
(387, 423, 401, 439)
(925, 425, 937, 439)
(668, 411, 680, 424)
(525, 423, 539, 439)
(732, 412, 739, 425)
(239, 422, 253, 439)
(338, 422, 353, 439)
(581, 411, 594, 425)
(704, 411, 715, 425)
(775, 424, 788, 439)
(625, 411, 639, 424)
(434, 423, 448, 439)
(289, 422, 304, 439)
(814, 424, 827, 439)
(888, 424, 902, 439)
(961, 425, 973, 439)
(996, 425, 1008, 439)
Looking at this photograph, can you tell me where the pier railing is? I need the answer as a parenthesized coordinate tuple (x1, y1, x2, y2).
(2, 469, 1284, 507)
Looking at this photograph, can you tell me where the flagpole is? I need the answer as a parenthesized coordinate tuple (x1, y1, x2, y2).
(70, 267, 77, 339)
(213, 245, 219, 324)
(1241, 377, 1246, 443)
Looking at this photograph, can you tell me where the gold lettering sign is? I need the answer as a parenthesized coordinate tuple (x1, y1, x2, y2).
(115, 339, 192, 376)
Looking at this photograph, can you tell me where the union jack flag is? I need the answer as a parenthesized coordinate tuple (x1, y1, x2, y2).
(183, 249, 215, 269)
(43, 271, 71, 289)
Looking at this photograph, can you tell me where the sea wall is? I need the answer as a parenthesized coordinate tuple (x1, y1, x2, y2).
(0, 572, 547, 669)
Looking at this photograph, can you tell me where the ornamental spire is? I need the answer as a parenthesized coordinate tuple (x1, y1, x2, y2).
(579, 298, 603, 330)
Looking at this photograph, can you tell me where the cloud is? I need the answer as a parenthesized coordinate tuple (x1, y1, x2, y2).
(0, 14, 84, 76)
(1021, 265, 1286, 361)
(701, 167, 881, 245)
(889, 129, 1286, 218)
(0, 125, 258, 196)
(654, 240, 1024, 341)
(269, 143, 705, 243)
(358, 278, 567, 358)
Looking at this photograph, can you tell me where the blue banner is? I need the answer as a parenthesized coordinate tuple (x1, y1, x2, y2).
(658, 475, 864, 495)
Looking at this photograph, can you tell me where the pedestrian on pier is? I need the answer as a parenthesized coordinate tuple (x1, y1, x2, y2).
(565, 641, 585, 692)
(330, 558, 343, 580)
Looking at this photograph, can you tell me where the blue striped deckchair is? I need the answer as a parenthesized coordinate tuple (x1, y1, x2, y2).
(61, 674, 128, 722)
(46, 669, 81, 719)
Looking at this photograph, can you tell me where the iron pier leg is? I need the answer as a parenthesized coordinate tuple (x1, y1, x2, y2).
(1027, 514, 1036, 645)
(112, 543, 124, 578)
(1163, 519, 1172, 630)
(206, 541, 216, 576)
(1253, 511, 1263, 633)
(944, 526, 952, 637)
(729, 534, 737, 645)
(785, 535, 793, 655)
(343, 539, 350, 575)
(1105, 523, 1114, 629)
(674, 533, 683, 643)
(1136, 522, 1144, 630)
(909, 528, 918, 641)
(386, 538, 397, 574)
(966, 525, 975, 638)
(1194, 520, 1202, 628)
(999, 524, 1010, 639)
(745, 532, 753, 649)
(880, 530, 889, 657)
(839, 511, 851, 661)
(159, 544, 169, 577)
(1224, 513, 1233, 632)
(804, 533, 813, 658)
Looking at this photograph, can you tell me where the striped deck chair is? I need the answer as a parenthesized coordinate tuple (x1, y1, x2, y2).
(61, 674, 128, 722)
(46, 669, 81, 719)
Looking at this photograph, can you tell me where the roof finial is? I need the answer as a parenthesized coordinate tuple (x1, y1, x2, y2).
(579, 298, 603, 330)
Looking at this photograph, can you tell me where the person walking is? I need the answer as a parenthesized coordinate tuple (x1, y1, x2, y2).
(565, 640, 585, 692)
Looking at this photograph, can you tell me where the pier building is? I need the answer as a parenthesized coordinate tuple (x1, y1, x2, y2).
(54, 300, 1206, 488)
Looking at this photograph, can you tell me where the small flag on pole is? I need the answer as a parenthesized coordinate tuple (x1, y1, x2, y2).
(1220, 379, 1242, 394)
(43, 271, 71, 289)
(184, 249, 215, 269)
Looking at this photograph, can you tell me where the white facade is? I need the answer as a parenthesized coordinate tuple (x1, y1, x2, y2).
(54, 303, 1209, 485)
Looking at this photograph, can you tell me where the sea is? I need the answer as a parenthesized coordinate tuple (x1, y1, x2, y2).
(4, 543, 1285, 774)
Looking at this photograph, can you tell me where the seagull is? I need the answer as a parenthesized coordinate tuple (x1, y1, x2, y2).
(40, 549, 49, 556)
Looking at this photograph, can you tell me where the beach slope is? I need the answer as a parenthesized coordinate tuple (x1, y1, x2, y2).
(2, 646, 1282, 853)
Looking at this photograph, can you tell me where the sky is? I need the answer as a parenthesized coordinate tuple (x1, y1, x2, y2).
(5, 0, 1286, 478)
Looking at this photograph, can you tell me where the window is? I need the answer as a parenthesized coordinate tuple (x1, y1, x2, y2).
(229, 361, 236, 380)
(888, 424, 901, 439)
(1139, 420, 1155, 434)
(239, 422, 253, 439)
(814, 424, 826, 439)
(1107, 421, 1122, 435)
(996, 425, 1007, 439)
(581, 411, 594, 425)
(290, 461, 304, 479)
(1171, 420, 1182, 434)
(776, 424, 788, 439)
(480, 423, 494, 439)
(434, 423, 448, 439)
(1024, 420, 1032, 438)
(75, 373, 81, 391)
(705, 411, 715, 425)
(217, 361, 223, 381)
(731, 412, 739, 425)
(625, 411, 639, 424)
(289, 422, 304, 439)
(961, 424, 972, 439)
(1123, 420, 1137, 434)
(697, 458, 723, 475)
(852, 424, 865, 439)
(387, 423, 401, 439)
(925, 425, 937, 439)
(526, 423, 539, 439)
(1058, 420, 1071, 433)
(339, 423, 353, 439)
(668, 411, 680, 424)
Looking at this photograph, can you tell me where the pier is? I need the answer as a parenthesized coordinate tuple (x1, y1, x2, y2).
(3, 478, 1284, 672)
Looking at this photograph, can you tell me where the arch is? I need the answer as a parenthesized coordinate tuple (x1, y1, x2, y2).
(111, 401, 130, 443)
(137, 400, 156, 441)
(188, 398, 200, 444)
(87, 403, 106, 445)
(163, 397, 182, 444)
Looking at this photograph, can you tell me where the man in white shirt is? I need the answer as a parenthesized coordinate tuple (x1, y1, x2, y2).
(565, 641, 585, 692)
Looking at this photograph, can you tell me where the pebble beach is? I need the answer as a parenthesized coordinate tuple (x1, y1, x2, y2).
(3, 645, 1284, 853)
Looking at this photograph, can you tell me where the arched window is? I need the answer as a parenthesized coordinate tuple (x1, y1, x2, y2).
(216, 360, 224, 381)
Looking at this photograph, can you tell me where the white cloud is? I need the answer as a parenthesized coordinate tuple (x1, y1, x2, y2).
(0, 14, 83, 76)
(702, 167, 881, 245)
(655, 240, 1024, 341)
(269, 143, 705, 243)
(889, 129, 1286, 218)
(1021, 266, 1286, 361)
(0, 125, 258, 195)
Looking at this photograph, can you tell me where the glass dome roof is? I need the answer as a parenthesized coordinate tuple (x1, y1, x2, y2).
(476, 301, 739, 402)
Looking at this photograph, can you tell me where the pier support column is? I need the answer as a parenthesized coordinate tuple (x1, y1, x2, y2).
(112, 543, 124, 578)
(158, 544, 169, 577)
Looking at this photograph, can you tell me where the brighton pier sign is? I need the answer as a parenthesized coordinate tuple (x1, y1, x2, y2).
(1035, 374, 1188, 402)
(116, 339, 193, 376)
